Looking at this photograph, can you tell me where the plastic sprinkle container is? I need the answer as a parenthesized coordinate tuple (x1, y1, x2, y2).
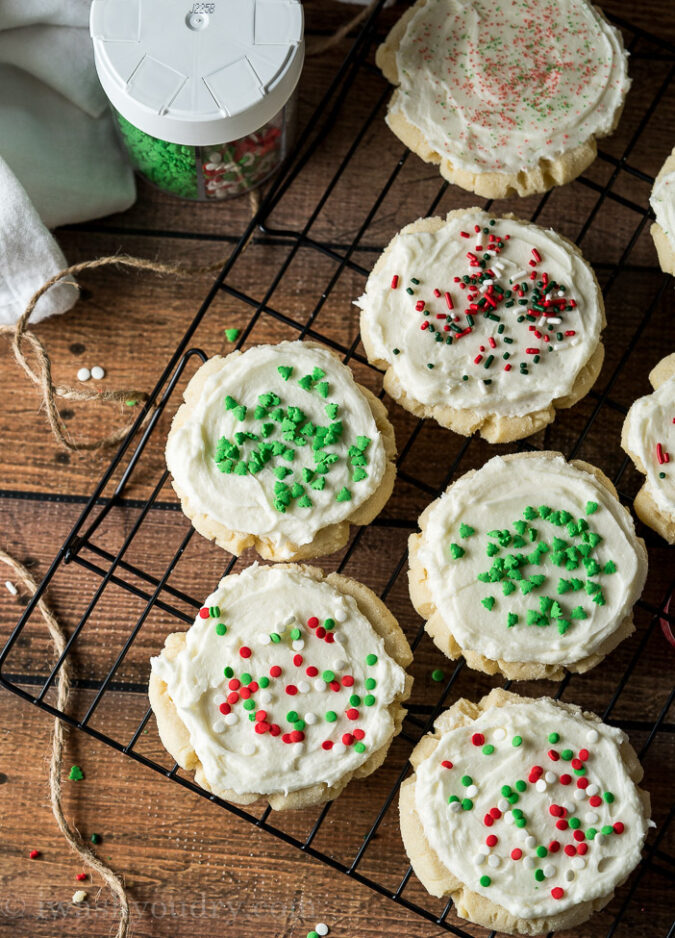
(89, 0, 304, 201)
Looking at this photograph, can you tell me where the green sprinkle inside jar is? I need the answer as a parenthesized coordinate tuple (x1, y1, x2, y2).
(90, 0, 304, 201)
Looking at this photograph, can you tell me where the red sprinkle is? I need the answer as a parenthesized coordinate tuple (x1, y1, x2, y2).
(227, 692, 239, 704)
(316, 626, 326, 639)
(270, 665, 282, 678)
(511, 848, 523, 860)
(472, 733, 485, 746)
(548, 749, 560, 761)
(269, 724, 281, 737)
(76, 873, 87, 881)
(322, 740, 333, 750)
(571, 758, 583, 770)
(548, 840, 560, 853)
(325, 633, 335, 644)
(285, 685, 298, 696)
(415, 300, 425, 312)
(219, 702, 231, 715)
(490, 807, 502, 819)
(239, 687, 251, 700)
(29, 850, 40, 860)
(307, 616, 319, 628)
(239, 646, 251, 659)
(559, 774, 572, 785)
(229, 678, 241, 690)
(532, 248, 542, 263)
(342, 733, 354, 746)
(255, 722, 269, 734)
(293, 654, 303, 667)
(549, 805, 564, 817)
(578, 749, 589, 761)
(613, 822, 625, 834)
(577, 777, 589, 790)
(556, 819, 569, 831)
(341, 675, 354, 687)
(346, 708, 359, 720)
(484, 814, 494, 827)
(577, 843, 588, 855)
(573, 830, 585, 842)
(589, 795, 602, 807)
(306, 666, 318, 677)
(255, 710, 267, 722)
(199, 608, 210, 619)
(353, 729, 365, 741)
(526, 347, 541, 355)
(290, 730, 305, 743)
(486, 835, 498, 847)
(445, 291, 454, 310)
(460, 231, 470, 238)
(390, 275, 399, 289)
(441, 760, 454, 769)
(529, 766, 544, 782)
(433, 288, 441, 297)
(551, 887, 564, 900)
(564, 844, 576, 857)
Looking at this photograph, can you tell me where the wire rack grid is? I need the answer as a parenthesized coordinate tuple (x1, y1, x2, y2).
(1, 4, 674, 936)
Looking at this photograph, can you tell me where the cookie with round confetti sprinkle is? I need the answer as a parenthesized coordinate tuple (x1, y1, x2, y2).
(399, 688, 651, 935)
(621, 353, 675, 544)
(376, 0, 630, 199)
(650, 147, 675, 275)
(166, 341, 397, 561)
(409, 452, 648, 680)
(149, 563, 413, 810)
(357, 209, 605, 442)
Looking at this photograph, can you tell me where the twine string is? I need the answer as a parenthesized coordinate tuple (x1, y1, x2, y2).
(0, 549, 130, 938)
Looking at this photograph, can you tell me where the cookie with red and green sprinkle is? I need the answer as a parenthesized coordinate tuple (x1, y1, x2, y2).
(400, 688, 651, 935)
(357, 209, 605, 442)
(166, 341, 397, 561)
(149, 563, 413, 809)
(409, 452, 647, 680)
(622, 353, 675, 544)
(377, 0, 630, 199)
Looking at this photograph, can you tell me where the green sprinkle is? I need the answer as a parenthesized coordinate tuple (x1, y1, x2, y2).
(481, 596, 495, 611)
(515, 780, 526, 792)
(507, 612, 519, 628)
(449, 543, 465, 559)
(512, 735, 522, 747)
(536, 846, 548, 858)
(603, 791, 615, 803)
(365, 678, 376, 690)
(354, 742, 366, 753)
(479, 875, 491, 887)
(586, 827, 597, 840)
(569, 817, 581, 830)
(322, 670, 335, 682)
(431, 668, 445, 682)
(316, 381, 329, 398)
(462, 775, 473, 787)
(561, 748, 573, 761)
(482, 744, 495, 755)
(366, 654, 378, 666)
(325, 711, 337, 722)
(501, 785, 512, 797)
(68, 765, 84, 781)
(270, 632, 281, 643)
(585, 501, 599, 515)
(604, 560, 617, 574)
(461, 798, 473, 810)
(336, 487, 352, 502)
(548, 732, 559, 743)
(225, 328, 240, 342)
(215, 623, 227, 636)
(534, 869, 545, 882)
(277, 365, 293, 380)
(601, 825, 614, 835)
(364, 694, 376, 706)
(459, 523, 475, 537)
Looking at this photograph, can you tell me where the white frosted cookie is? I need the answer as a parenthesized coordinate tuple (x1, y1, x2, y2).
(622, 353, 675, 544)
(376, 0, 630, 199)
(650, 147, 675, 275)
(166, 341, 397, 561)
(400, 689, 651, 936)
(409, 452, 648, 680)
(149, 564, 413, 810)
(357, 210, 605, 442)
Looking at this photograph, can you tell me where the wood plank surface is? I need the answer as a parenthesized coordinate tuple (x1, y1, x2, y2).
(0, 2, 673, 937)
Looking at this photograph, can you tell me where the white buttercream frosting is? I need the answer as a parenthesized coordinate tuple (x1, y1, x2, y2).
(417, 454, 647, 665)
(624, 375, 675, 517)
(414, 698, 649, 918)
(166, 342, 387, 556)
(357, 210, 602, 418)
(650, 168, 675, 250)
(390, 0, 630, 175)
(151, 565, 408, 796)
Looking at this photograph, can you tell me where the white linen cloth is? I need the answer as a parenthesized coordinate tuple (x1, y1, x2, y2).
(0, 0, 135, 325)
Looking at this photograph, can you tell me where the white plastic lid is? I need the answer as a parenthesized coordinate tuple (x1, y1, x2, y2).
(90, 0, 304, 146)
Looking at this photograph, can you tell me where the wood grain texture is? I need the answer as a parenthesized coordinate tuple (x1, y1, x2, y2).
(0, 2, 673, 936)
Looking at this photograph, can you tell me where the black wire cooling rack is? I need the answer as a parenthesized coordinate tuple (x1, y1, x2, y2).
(1, 4, 674, 936)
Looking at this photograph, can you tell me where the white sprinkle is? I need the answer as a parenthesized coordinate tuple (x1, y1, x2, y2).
(297, 681, 310, 693)
(573, 788, 587, 801)
(72, 890, 88, 904)
(313, 679, 327, 692)
(259, 691, 272, 705)
(565, 869, 575, 882)
(571, 857, 586, 870)
(504, 811, 515, 825)
(333, 658, 346, 671)
(537, 316, 547, 328)
(449, 801, 462, 813)
(498, 798, 509, 812)
(5, 581, 18, 596)
(207, 152, 222, 164)
(526, 836, 536, 849)
(587, 729, 599, 743)
(479, 844, 490, 855)
(509, 270, 529, 283)
(474, 852, 486, 865)
(595, 833, 606, 846)
(292, 639, 305, 651)
(224, 713, 237, 725)
(258, 633, 271, 645)
(543, 864, 555, 878)
(545, 771, 557, 783)
(493, 727, 506, 741)
(333, 742, 346, 755)
(557, 290, 565, 297)
(586, 784, 599, 796)
(548, 317, 562, 324)
(333, 606, 347, 623)
(315, 926, 329, 937)
(304, 712, 317, 725)
(488, 854, 501, 869)
(536, 779, 547, 793)
(241, 742, 256, 755)
(585, 811, 599, 824)
(76, 367, 91, 382)
(466, 784, 478, 798)
(524, 857, 535, 870)
(91, 365, 105, 380)
(213, 718, 226, 733)
(562, 801, 575, 815)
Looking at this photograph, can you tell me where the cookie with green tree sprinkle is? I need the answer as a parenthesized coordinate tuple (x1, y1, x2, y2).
(166, 342, 397, 561)
(356, 208, 605, 443)
(409, 452, 647, 680)
(400, 688, 650, 936)
(149, 563, 413, 810)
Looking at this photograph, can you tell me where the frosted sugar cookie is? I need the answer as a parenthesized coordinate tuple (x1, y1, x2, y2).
(166, 341, 396, 561)
(357, 209, 605, 442)
(149, 564, 413, 809)
(400, 689, 651, 935)
(376, 0, 630, 199)
(650, 147, 675, 275)
(622, 353, 675, 543)
(409, 452, 648, 680)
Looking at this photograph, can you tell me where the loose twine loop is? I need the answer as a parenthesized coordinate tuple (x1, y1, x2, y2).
(0, 549, 130, 937)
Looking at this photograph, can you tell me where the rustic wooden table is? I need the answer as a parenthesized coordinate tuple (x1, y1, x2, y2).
(0, 2, 673, 937)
